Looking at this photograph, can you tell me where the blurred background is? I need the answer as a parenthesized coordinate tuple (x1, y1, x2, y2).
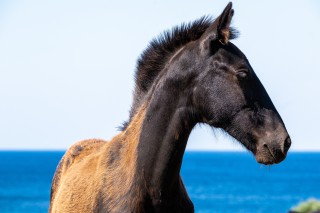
(0, 0, 319, 213)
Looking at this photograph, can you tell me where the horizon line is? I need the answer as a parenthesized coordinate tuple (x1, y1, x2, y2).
(0, 149, 319, 153)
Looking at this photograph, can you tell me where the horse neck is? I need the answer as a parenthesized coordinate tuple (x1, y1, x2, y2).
(135, 81, 196, 203)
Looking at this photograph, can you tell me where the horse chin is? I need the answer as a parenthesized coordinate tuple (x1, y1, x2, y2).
(254, 149, 285, 165)
(254, 155, 276, 165)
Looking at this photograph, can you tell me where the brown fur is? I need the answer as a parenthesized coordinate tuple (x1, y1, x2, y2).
(49, 104, 147, 213)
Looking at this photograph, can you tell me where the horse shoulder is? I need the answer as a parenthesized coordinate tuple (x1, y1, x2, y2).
(49, 139, 107, 212)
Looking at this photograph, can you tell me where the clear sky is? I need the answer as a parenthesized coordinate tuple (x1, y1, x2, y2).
(0, 0, 319, 151)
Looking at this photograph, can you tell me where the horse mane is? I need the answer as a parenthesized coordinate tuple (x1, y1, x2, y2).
(121, 15, 238, 130)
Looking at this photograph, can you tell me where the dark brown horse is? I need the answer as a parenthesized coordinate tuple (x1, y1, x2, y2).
(49, 2, 291, 212)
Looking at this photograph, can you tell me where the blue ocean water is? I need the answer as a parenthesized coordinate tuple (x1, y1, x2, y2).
(0, 151, 319, 213)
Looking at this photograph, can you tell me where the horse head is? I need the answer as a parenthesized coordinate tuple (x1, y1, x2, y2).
(163, 3, 291, 165)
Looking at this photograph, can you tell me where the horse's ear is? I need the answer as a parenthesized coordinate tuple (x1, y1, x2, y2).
(200, 2, 235, 51)
(216, 2, 234, 44)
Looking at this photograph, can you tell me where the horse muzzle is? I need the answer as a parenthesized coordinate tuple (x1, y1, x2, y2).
(254, 134, 291, 165)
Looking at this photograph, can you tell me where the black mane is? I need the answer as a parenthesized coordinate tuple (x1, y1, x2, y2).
(121, 16, 238, 130)
(136, 16, 213, 92)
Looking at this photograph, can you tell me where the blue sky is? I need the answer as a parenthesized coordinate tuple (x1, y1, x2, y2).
(0, 0, 319, 151)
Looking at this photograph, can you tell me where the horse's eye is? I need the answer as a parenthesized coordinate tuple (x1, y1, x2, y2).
(236, 71, 248, 80)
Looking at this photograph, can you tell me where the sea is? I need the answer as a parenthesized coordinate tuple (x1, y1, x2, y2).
(0, 151, 319, 213)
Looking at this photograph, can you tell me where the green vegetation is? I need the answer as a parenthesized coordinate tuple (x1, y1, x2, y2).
(291, 199, 320, 213)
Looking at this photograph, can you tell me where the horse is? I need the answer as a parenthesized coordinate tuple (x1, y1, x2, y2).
(49, 2, 291, 212)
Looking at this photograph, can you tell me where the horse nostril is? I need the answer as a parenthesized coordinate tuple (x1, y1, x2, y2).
(283, 136, 291, 153)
